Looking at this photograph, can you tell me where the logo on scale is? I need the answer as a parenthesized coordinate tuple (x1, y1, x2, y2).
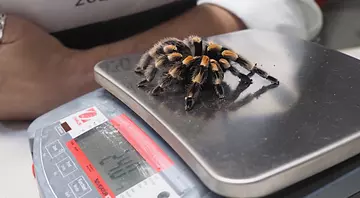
(73, 107, 98, 125)
(60, 106, 108, 139)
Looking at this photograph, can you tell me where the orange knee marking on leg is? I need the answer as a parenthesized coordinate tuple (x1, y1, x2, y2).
(182, 56, 194, 66)
(167, 52, 182, 61)
(163, 45, 177, 53)
(155, 57, 165, 68)
(207, 43, 222, 52)
(193, 72, 203, 83)
(168, 65, 180, 78)
(191, 35, 202, 43)
(222, 50, 238, 61)
(210, 59, 220, 71)
(200, 56, 210, 67)
(219, 58, 230, 69)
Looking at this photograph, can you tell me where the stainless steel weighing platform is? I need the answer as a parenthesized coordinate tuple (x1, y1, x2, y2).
(29, 29, 360, 198)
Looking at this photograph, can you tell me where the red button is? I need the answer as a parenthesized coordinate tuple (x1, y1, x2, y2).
(32, 163, 36, 178)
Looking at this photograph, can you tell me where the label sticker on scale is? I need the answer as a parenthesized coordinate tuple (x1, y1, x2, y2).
(60, 106, 108, 138)
(60, 106, 180, 198)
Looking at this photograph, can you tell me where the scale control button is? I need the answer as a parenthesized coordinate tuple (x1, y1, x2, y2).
(56, 156, 77, 177)
(68, 176, 92, 198)
(64, 188, 76, 198)
(55, 124, 67, 136)
(45, 140, 65, 158)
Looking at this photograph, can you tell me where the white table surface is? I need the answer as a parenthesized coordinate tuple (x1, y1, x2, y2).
(0, 121, 39, 198)
(1, 47, 360, 198)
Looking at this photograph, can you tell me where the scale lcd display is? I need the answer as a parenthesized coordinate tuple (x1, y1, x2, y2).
(73, 120, 156, 195)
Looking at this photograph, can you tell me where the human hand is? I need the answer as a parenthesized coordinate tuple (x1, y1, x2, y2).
(0, 15, 100, 120)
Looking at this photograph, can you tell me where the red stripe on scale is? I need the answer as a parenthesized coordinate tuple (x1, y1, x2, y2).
(110, 114, 174, 172)
(66, 140, 115, 198)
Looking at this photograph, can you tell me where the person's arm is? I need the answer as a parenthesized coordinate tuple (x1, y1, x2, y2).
(197, 0, 323, 41)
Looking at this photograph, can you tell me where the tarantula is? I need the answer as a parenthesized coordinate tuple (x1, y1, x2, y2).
(134, 35, 279, 111)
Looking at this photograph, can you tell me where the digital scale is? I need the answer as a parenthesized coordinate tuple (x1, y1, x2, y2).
(28, 30, 360, 198)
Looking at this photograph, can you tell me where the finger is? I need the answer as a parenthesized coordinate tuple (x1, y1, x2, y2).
(1, 15, 23, 44)
(1, 14, 44, 44)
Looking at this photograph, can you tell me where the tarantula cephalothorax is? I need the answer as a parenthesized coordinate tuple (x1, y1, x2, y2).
(134, 35, 279, 111)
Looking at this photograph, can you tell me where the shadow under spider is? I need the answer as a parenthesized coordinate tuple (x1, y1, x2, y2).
(226, 83, 279, 111)
(143, 79, 278, 120)
(193, 82, 278, 120)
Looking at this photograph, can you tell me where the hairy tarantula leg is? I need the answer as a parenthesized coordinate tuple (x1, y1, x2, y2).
(210, 59, 225, 98)
(151, 74, 175, 95)
(185, 56, 209, 111)
(135, 42, 179, 73)
(207, 43, 252, 69)
(137, 64, 158, 87)
(135, 52, 153, 74)
(183, 35, 203, 56)
(150, 55, 197, 94)
(247, 64, 280, 85)
(214, 84, 225, 99)
(221, 50, 279, 85)
(206, 44, 253, 85)
(150, 62, 185, 95)
(149, 52, 183, 72)
(151, 76, 169, 95)
(218, 58, 252, 85)
(221, 50, 253, 69)
(163, 45, 178, 54)
(137, 53, 175, 87)
(185, 83, 201, 111)
(167, 52, 183, 62)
